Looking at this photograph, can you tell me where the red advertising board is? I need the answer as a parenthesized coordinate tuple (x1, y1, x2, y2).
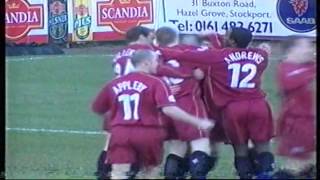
(5, 0, 47, 44)
(5, 0, 156, 44)
(97, 0, 153, 34)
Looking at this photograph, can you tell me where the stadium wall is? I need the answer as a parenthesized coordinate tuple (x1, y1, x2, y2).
(5, 0, 316, 45)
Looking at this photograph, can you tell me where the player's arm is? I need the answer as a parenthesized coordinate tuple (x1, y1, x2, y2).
(183, 61, 208, 79)
(102, 110, 112, 131)
(91, 84, 112, 115)
(154, 79, 214, 130)
(156, 64, 193, 78)
(162, 106, 214, 131)
(157, 52, 206, 79)
(279, 63, 316, 91)
(159, 48, 221, 65)
(103, 111, 111, 120)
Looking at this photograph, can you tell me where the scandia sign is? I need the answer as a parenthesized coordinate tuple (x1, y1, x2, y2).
(5, 0, 44, 41)
(97, 0, 153, 34)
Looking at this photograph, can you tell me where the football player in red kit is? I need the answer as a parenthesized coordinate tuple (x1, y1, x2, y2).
(155, 27, 216, 179)
(113, 26, 193, 78)
(91, 50, 214, 179)
(112, 26, 155, 77)
(95, 26, 156, 179)
(272, 37, 316, 179)
(95, 26, 196, 179)
(159, 27, 275, 179)
(198, 32, 230, 149)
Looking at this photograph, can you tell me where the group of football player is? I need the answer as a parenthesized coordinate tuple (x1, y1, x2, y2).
(91, 25, 316, 179)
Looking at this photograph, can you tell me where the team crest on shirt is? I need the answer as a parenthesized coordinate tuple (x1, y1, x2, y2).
(277, 0, 316, 32)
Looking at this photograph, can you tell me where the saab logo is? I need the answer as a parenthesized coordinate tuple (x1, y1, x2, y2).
(277, 0, 316, 33)
(97, 0, 153, 34)
(290, 0, 308, 17)
(5, 0, 44, 41)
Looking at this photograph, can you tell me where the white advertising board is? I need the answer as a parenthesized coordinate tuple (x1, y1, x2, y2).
(157, 0, 316, 38)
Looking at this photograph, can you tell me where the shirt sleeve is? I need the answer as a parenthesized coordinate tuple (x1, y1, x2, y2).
(91, 84, 112, 115)
(160, 47, 222, 65)
(279, 63, 316, 91)
(154, 79, 177, 108)
(156, 64, 193, 78)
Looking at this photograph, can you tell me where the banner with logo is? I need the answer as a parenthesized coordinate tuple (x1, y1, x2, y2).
(97, 0, 154, 34)
(94, 0, 155, 41)
(7, 0, 314, 44)
(48, 0, 68, 43)
(72, 0, 93, 41)
(5, 0, 48, 44)
(158, 0, 316, 38)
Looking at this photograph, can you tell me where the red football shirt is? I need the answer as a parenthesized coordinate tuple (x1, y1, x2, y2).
(161, 47, 268, 107)
(161, 44, 204, 98)
(113, 44, 154, 77)
(277, 61, 316, 116)
(161, 44, 208, 118)
(113, 43, 192, 78)
(92, 72, 176, 127)
(198, 34, 224, 115)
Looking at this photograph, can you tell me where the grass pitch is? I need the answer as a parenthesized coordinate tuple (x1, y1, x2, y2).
(6, 54, 282, 179)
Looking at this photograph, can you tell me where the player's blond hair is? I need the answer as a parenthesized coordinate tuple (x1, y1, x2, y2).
(131, 50, 157, 67)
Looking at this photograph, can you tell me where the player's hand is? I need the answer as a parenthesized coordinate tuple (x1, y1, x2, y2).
(258, 43, 271, 55)
(198, 119, 215, 131)
(153, 40, 159, 47)
(169, 85, 181, 95)
(193, 68, 205, 80)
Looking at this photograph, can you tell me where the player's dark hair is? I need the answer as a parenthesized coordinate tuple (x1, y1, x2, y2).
(230, 27, 253, 48)
(131, 50, 156, 67)
(156, 26, 178, 46)
(126, 26, 153, 42)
